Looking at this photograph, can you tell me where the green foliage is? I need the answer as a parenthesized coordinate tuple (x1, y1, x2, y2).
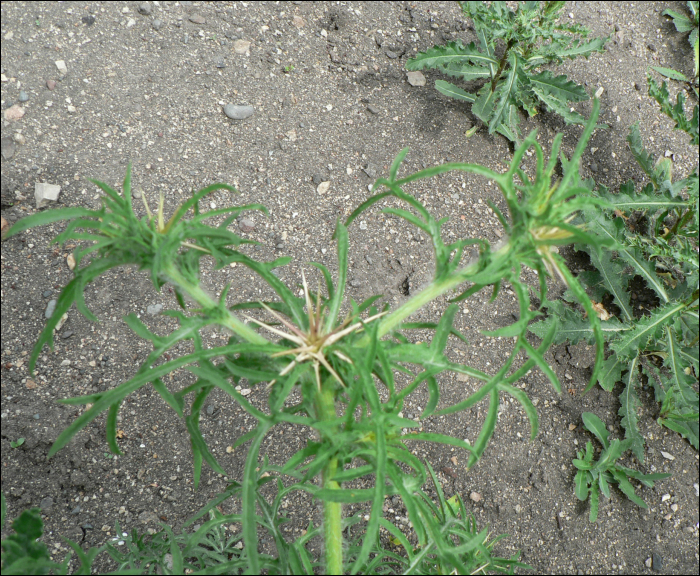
(573, 413, 671, 522)
(406, 1, 607, 142)
(647, 73, 699, 145)
(102, 462, 528, 575)
(1, 493, 100, 575)
(661, 1, 699, 80)
(4, 103, 609, 574)
(10, 437, 25, 448)
(531, 123, 699, 453)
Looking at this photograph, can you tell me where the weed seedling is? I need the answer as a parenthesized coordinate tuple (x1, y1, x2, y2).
(4, 101, 612, 574)
(406, 1, 608, 143)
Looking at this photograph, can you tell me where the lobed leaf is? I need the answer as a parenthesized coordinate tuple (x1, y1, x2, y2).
(618, 353, 646, 461)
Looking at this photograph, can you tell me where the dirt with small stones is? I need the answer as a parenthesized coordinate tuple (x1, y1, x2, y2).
(1, 2, 698, 574)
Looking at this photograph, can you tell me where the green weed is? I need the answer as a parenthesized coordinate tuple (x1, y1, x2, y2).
(1, 493, 100, 575)
(659, 1, 699, 82)
(3, 102, 610, 574)
(10, 438, 25, 449)
(573, 413, 672, 522)
(406, 1, 607, 143)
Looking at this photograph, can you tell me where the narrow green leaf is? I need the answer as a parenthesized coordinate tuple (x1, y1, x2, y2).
(326, 219, 348, 330)
(434, 80, 478, 103)
(611, 302, 685, 357)
(574, 470, 589, 500)
(499, 382, 538, 440)
(467, 389, 499, 467)
(589, 481, 600, 522)
(487, 54, 519, 135)
(241, 424, 272, 575)
(406, 40, 498, 70)
(389, 148, 410, 183)
(519, 336, 561, 394)
(598, 354, 625, 392)
(105, 401, 124, 456)
(598, 472, 611, 499)
(582, 412, 610, 450)
(3, 207, 101, 239)
(29, 257, 119, 375)
(529, 70, 589, 102)
(350, 419, 386, 574)
(611, 469, 648, 509)
(618, 354, 645, 461)
(651, 66, 689, 82)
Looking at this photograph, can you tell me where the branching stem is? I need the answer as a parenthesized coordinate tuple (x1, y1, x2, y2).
(161, 261, 270, 346)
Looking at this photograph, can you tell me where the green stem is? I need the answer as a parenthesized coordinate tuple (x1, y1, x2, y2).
(370, 240, 512, 340)
(490, 38, 516, 93)
(316, 385, 343, 575)
(161, 261, 270, 346)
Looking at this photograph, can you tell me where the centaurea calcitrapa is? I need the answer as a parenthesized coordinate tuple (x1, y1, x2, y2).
(243, 270, 387, 390)
(3, 101, 608, 575)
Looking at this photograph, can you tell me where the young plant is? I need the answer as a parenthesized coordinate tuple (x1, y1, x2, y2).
(658, 1, 699, 82)
(406, 1, 607, 143)
(1, 493, 100, 575)
(530, 120, 699, 457)
(647, 72, 699, 145)
(573, 413, 671, 522)
(3, 102, 608, 574)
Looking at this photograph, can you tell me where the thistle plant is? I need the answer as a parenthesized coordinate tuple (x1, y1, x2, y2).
(573, 413, 671, 522)
(531, 122, 699, 456)
(4, 102, 610, 574)
(658, 1, 699, 84)
(406, 1, 607, 143)
(1, 493, 100, 575)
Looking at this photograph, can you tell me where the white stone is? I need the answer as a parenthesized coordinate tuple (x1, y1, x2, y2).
(233, 39, 251, 54)
(35, 182, 61, 208)
(406, 71, 426, 86)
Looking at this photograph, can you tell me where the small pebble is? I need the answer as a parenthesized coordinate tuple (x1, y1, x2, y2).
(45, 299, 57, 319)
(224, 104, 254, 120)
(146, 304, 163, 315)
(233, 39, 251, 54)
(18, 91, 29, 102)
(238, 218, 255, 232)
(406, 71, 426, 86)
